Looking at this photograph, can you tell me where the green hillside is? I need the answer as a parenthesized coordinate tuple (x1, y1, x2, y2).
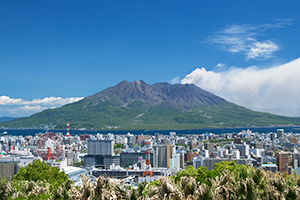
(1, 98, 299, 130)
(1, 81, 300, 130)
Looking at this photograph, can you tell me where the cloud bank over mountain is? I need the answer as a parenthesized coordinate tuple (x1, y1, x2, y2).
(0, 96, 84, 117)
(182, 58, 300, 117)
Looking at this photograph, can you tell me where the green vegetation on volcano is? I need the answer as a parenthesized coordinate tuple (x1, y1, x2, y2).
(1, 81, 300, 130)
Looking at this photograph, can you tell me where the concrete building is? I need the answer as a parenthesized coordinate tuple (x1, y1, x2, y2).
(0, 160, 20, 181)
(65, 149, 73, 166)
(87, 140, 114, 156)
(270, 133, 276, 140)
(84, 155, 120, 168)
(50, 158, 68, 170)
(204, 143, 214, 156)
(261, 164, 278, 173)
(184, 151, 197, 162)
(277, 151, 289, 173)
(188, 140, 197, 150)
(153, 144, 175, 168)
(292, 153, 300, 169)
(179, 152, 184, 169)
(126, 134, 136, 146)
(169, 153, 181, 175)
(277, 129, 284, 139)
(120, 152, 153, 168)
(235, 143, 249, 157)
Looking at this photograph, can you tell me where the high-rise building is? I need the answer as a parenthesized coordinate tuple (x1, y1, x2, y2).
(153, 144, 175, 168)
(0, 161, 20, 181)
(188, 140, 197, 150)
(87, 140, 114, 156)
(65, 149, 73, 166)
(277, 129, 284, 139)
(277, 151, 289, 173)
(292, 153, 300, 169)
(126, 134, 137, 146)
(169, 153, 181, 175)
(204, 143, 214, 156)
(270, 133, 276, 140)
(235, 143, 249, 157)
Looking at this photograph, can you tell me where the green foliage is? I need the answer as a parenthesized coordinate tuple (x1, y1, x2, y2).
(4, 162, 300, 199)
(175, 165, 198, 183)
(2, 97, 300, 130)
(13, 159, 71, 190)
(114, 144, 124, 149)
(0, 177, 12, 200)
(209, 161, 238, 179)
(147, 179, 161, 188)
(209, 138, 234, 143)
(73, 161, 84, 167)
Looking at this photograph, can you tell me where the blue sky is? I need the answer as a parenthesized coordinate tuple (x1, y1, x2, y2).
(1, 1, 300, 117)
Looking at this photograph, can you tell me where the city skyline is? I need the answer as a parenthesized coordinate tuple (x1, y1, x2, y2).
(1, 1, 300, 117)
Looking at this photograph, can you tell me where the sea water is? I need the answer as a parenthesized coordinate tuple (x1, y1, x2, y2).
(1, 126, 300, 136)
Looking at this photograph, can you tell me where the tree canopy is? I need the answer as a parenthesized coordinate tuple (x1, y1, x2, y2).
(13, 159, 71, 189)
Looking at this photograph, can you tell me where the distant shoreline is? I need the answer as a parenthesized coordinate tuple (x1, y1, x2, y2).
(1, 126, 300, 136)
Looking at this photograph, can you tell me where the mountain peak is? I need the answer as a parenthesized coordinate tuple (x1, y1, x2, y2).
(2, 80, 300, 130)
(88, 80, 226, 107)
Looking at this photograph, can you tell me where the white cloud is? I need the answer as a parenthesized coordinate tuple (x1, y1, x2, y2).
(181, 57, 300, 117)
(0, 105, 50, 117)
(169, 76, 181, 84)
(0, 96, 84, 117)
(11, 105, 47, 113)
(0, 96, 84, 106)
(246, 41, 279, 59)
(208, 20, 291, 60)
(216, 63, 225, 68)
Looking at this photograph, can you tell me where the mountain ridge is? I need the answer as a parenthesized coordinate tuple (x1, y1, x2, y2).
(85, 80, 227, 108)
(1, 80, 300, 130)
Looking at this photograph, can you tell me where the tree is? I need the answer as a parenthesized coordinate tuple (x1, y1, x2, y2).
(13, 159, 71, 190)
(209, 161, 238, 179)
(175, 165, 198, 183)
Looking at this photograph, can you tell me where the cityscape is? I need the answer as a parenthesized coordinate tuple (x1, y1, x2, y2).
(1, 123, 300, 198)
(1, 1, 300, 199)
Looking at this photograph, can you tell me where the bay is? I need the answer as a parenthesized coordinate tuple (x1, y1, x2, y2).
(1, 126, 300, 136)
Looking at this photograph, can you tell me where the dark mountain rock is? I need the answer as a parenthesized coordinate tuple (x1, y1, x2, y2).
(86, 80, 226, 107)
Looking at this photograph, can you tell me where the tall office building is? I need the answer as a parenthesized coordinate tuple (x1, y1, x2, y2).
(153, 144, 175, 168)
(87, 140, 114, 156)
(292, 153, 300, 169)
(277, 151, 289, 173)
(0, 161, 20, 181)
(204, 143, 214, 156)
(235, 143, 249, 157)
(277, 129, 284, 139)
(85, 139, 116, 168)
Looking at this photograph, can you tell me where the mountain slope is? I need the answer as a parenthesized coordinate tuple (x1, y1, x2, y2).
(1, 81, 300, 130)
(0, 116, 17, 123)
